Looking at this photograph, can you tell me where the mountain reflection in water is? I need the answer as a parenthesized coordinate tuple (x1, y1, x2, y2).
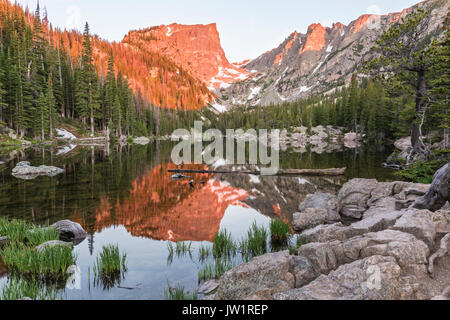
(90, 164, 250, 242)
(0, 142, 397, 299)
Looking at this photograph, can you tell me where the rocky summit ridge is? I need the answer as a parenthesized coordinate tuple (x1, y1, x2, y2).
(214, 0, 448, 109)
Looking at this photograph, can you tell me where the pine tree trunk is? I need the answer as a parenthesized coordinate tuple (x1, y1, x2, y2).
(89, 82, 94, 137)
(409, 69, 429, 162)
(41, 111, 44, 140)
(49, 109, 53, 140)
(444, 128, 449, 149)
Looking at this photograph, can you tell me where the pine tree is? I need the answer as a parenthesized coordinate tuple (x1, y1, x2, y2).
(75, 22, 100, 136)
(46, 75, 56, 139)
(365, 8, 435, 161)
(36, 92, 48, 140)
(428, 16, 449, 148)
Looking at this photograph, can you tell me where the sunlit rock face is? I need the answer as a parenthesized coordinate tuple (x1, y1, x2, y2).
(298, 24, 327, 54)
(220, 0, 448, 107)
(123, 23, 249, 90)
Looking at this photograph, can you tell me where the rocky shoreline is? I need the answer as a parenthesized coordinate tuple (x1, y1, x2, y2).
(207, 165, 450, 300)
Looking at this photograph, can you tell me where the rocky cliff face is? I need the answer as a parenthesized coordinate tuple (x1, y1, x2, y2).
(123, 23, 249, 91)
(217, 0, 448, 108)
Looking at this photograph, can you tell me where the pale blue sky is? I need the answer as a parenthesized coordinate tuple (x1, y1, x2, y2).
(16, 0, 420, 62)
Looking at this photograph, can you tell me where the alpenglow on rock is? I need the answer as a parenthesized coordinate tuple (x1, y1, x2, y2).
(217, 0, 448, 108)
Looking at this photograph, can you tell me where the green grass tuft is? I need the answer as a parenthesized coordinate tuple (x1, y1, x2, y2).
(164, 284, 198, 300)
(198, 258, 232, 283)
(213, 229, 236, 258)
(0, 218, 59, 246)
(0, 276, 62, 300)
(198, 244, 211, 262)
(94, 244, 127, 276)
(175, 241, 192, 257)
(270, 218, 292, 244)
(0, 218, 31, 244)
(245, 221, 268, 257)
(92, 244, 127, 290)
(25, 227, 60, 247)
(0, 243, 76, 279)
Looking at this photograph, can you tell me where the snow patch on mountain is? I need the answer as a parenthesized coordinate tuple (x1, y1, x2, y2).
(248, 87, 262, 100)
(211, 102, 227, 113)
(312, 53, 330, 74)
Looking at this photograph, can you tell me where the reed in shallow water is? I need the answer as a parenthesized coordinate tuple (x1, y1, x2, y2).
(93, 244, 127, 276)
(0, 243, 76, 280)
(198, 257, 233, 283)
(0, 218, 59, 246)
(213, 229, 236, 258)
(164, 283, 198, 300)
(175, 241, 192, 257)
(0, 276, 63, 300)
(198, 244, 211, 262)
(270, 218, 292, 245)
(245, 221, 268, 257)
(92, 244, 128, 290)
(0, 218, 31, 244)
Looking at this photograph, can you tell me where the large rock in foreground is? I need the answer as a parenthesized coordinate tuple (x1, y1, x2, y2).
(293, 208, 328, 232)
(293, 192, 341, 231)
(274, 255, 405, 300)
(214, 251, 294, 300)
(212, 177, 449, 300)
(298, 192, 341, 223)
(12, 161, 64, 180)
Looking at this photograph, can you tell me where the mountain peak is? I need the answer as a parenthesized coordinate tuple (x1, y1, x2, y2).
(123, 22, 249, 90)
(299, 23, 327, 54)
(218, 0, 448, 108)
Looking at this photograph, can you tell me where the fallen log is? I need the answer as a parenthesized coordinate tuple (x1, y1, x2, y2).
(168, 167, 346, 177)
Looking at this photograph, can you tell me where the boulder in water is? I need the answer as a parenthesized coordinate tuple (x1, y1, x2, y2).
(133, 137, 150, 145)
(51, 220, 88, 242)
(12, 162, 64, 180)
(36, 240, 73, 252)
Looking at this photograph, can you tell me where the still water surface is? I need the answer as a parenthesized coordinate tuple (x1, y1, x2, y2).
(0, 142, 396, 299)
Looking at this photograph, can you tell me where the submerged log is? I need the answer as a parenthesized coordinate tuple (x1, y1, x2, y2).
(413, 163, 450, 212)
(168, 167, 346, 177)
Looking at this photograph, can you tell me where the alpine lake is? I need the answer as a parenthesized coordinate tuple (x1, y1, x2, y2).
(0, 139, 397, 300)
